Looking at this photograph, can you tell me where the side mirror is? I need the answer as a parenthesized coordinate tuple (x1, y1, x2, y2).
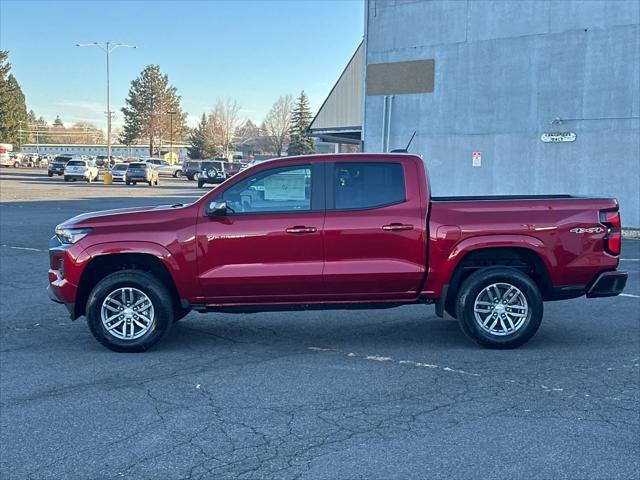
(207, 200, 228, 216)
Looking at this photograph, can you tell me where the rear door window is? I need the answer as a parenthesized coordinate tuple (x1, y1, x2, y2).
(332, 162, 405, 210)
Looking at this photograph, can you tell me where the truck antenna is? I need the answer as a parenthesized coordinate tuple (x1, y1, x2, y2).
(390, 131, 417, 153)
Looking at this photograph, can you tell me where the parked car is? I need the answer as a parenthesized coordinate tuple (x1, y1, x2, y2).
(183, 160, 203, 180)
(110, 163, 129, 182)
(95, 155, 115, 168)
(64, 159, 99, 182)
(48, 154, 73, 177)
(47, 153, 628, 352)
(125, 162, 159, 186)
(145, 158, 183, 177)
(197, 160, 227, 187)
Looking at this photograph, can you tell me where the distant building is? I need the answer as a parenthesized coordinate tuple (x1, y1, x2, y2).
(20, 144, 189, 160)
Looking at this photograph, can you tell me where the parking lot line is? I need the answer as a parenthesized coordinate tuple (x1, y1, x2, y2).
(1, 245, 43, 252)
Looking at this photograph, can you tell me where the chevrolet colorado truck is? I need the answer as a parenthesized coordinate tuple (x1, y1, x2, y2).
(47, 153, 627, 352)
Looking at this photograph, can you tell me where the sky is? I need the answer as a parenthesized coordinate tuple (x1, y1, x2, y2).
(0, 0, 364, 130)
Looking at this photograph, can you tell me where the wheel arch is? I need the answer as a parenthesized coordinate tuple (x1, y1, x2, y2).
(74, 248, 184, 319)
(439, 237, 555, 316)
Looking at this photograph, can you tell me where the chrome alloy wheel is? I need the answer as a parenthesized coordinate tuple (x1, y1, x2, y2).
(473, 283, 528, 336)
(101, 287, 155, 340)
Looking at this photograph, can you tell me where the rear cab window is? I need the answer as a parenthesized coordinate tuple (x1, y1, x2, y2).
(332, 162, 405, 210)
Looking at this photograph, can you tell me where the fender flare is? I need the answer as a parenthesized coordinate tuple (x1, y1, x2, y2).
(442, 234, 556, 292)
(75, 241, 189, 313)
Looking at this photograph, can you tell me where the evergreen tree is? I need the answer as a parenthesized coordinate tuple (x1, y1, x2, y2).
(187, 113, 219, 159)
(0, 51, 28, 146)
(287, 91, 315, 156)
(121, 64, 188, 155)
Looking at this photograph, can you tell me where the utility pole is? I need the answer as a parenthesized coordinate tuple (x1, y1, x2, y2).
(76, 41, 136, 163)
(166, 110, 176, 164)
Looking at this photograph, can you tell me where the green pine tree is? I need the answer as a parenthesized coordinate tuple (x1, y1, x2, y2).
(287, 91, 315, 156)
(121, 64, 188, 155)
(188, 113, 219, 159)
(0, 51, 28, 146)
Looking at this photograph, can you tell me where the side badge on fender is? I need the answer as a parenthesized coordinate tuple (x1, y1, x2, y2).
(570, 227, 605, 234)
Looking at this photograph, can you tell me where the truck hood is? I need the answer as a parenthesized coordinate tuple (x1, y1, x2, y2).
(58, 204, 186, 229)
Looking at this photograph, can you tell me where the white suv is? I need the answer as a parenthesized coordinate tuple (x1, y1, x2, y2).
(64, 159, 99, 182)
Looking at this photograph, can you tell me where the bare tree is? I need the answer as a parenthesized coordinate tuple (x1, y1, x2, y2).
(208, 98, 240, 158)
(261, 94, 293, 156)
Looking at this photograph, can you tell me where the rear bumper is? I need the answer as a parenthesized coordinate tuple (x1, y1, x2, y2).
(586, 271, 628, 298)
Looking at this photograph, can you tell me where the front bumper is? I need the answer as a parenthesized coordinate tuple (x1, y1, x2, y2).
(47, 237, 77, 316)
(586, 271, 628, 298)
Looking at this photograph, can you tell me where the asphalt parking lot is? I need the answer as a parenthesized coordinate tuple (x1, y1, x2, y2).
(1, 169, 638, 479)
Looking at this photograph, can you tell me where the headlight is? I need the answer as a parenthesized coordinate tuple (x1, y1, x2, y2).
(55, 227, 92, 244)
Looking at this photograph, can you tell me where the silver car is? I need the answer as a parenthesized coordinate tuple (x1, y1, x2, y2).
(110, 163, 129, 182)
(144, 158, 183, 177)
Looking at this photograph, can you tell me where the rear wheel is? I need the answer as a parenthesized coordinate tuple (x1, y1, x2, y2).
(86, 270, 174, 352)
(47, 172, 53, 177)
(455, 267, 543, 349)
(174, 170, 182, 178)
(193, 172, 200, 181)
(197, 180, 204, 188)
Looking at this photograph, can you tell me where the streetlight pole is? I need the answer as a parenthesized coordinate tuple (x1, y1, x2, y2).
(76, 41, 136, 163)
(166, 110, 176, 163)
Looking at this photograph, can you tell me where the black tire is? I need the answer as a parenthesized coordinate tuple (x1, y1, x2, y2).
(197, 180, 204, 188)
(155, 178, 159, 185)
(455, 267, 543, 349)
(86, 270, 175, 352)
(126, 180, 130, 185)
(174, 170, 182, 178)
(133, 181, 137, 185)
(47, 172, 53, 177)
(193, 172, 200, 181)
(148, 180, 152, 186)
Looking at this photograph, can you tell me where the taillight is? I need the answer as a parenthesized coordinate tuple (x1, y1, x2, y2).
(600, 210, 622, 255)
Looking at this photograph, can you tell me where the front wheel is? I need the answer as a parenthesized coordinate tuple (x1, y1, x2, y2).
(48, 172, 53, 177)
(174, 170, 182, 178)
(455, 267, 543, 349)
(85, 270, 175, 352)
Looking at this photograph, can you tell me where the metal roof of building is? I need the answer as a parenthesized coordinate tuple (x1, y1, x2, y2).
(308, 41, 363, 141)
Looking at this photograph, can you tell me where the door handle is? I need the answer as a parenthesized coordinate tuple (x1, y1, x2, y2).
(286, 226, 317, 234)
(382, 223, 414, 231)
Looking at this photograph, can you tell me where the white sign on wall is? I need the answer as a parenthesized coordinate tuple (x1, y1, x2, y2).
(472, 151, 482, 167)
(541, 132, 577, 143)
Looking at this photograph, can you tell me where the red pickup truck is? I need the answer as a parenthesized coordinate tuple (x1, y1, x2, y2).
(48, 153, 627, 352)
